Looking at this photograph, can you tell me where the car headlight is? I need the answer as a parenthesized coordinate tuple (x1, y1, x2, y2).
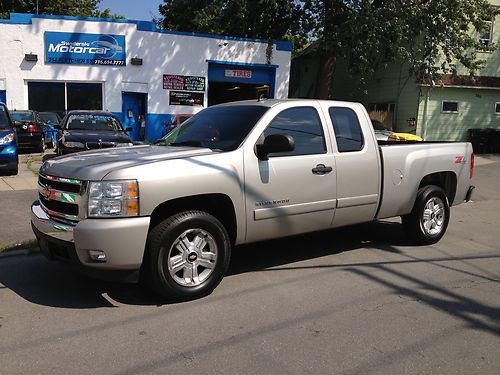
(0, 133, 15, 145)
(115, 142, 133, 147)
(63, 141, 85, 148)
(87, 180, 139, 217)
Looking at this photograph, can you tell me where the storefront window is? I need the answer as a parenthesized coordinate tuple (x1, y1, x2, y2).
(28, 82, 65, 112)
(27, 82, 102, 113)
(67, 83, 102, 110)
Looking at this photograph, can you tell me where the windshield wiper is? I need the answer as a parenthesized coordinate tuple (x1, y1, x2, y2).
(169, 140, 205, 147)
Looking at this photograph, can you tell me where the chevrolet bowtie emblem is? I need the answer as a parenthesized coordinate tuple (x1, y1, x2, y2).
(42, 185, 51, 200)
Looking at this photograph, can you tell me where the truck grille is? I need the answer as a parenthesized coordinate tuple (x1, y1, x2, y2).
(38, 174, 83, 224)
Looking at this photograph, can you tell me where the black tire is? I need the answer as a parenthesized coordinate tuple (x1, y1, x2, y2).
(8, 163, 18, 176)
(402, 185, 450, 245)
(143, 210, 231, 301)
(36, 137, 46, 153)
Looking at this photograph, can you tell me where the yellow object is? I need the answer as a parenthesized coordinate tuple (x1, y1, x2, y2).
(388, 133, 423, 141)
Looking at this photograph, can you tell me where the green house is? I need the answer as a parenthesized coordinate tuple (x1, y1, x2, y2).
(290, 0, 500, 143)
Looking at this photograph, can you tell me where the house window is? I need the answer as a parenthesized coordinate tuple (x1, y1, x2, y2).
(496, 102, 500, 114)
(442, 101, 459, 114)
(478, 20, 494, 47)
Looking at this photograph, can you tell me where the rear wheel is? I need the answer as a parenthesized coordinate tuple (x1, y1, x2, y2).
(36, 137, 46, 153)
(402, 185, 450, 245)
(144, 210, 231, 301)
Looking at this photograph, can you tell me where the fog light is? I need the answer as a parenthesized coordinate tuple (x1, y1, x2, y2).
(88, 250, 107, 262)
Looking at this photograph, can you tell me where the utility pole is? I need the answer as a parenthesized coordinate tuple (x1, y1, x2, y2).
(36, 0, 39, 14)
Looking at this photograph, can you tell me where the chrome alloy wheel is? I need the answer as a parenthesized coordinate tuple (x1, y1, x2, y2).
(421, 197, 445, 236)
(167, 228, 218, 287)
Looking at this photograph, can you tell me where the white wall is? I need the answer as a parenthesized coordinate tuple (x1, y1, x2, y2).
(0, 15, 291, 114)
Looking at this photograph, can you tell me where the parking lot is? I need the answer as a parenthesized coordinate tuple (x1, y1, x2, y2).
(0, 153, 499, 374)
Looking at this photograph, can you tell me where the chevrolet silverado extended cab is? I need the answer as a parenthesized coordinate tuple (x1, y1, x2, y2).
(31, 99, 475, 300)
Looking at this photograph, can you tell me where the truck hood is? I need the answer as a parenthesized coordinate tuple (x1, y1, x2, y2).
(39, 145, 215, 181)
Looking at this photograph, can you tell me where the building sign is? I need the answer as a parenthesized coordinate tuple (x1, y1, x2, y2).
(169, 91, 204, 106)
(225, 69, 252, 79)
(163, 74, 205, 92)
(45, 32, 126, 66)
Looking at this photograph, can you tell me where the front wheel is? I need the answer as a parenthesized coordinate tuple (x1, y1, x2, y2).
(143, 210, 231, 301)
(402, 185, 450, 245)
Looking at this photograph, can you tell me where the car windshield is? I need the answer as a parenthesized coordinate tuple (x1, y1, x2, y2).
(157, 105, 269, 151)
(0, 106, 10, 130)
(66, 114, 124, 131)
(11, 111, 34, 121)
(39, 112, 60, 125)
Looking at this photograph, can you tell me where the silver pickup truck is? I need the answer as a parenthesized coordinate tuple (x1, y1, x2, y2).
(31, 99, 475, 300)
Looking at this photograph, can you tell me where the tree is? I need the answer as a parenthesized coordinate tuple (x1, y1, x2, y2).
(0, 0, 123, 19)
(305, 0, 499, 96)
(157, 0, 312, 52)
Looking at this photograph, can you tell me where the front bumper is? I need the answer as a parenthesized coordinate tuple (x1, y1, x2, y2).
(31, 201, 151, 280)
(0, 145, 17, 169)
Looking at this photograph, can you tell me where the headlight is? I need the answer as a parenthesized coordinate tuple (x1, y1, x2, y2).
(0, 133, 15, 145)
(88, 180, 139, 217)
(63, 141, 85, 148)
(115, 142, 133, 147)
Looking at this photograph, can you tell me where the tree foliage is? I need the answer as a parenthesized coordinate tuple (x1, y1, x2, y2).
(158, 0, 312, 51)
(0, 0, 123, 19)
(307, 0, 498, 86)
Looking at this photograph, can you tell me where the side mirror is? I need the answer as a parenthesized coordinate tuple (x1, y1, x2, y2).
(256, 134, 295, 160)
(125, 127, 133, 132)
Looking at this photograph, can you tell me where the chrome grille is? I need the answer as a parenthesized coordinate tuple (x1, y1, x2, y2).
(86, 142, 115, 150)
(38, 174, 83, 224)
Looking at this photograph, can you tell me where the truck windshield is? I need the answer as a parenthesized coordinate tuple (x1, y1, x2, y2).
(158, 105, 269, 151)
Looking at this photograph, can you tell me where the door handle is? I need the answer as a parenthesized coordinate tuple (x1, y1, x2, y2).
(312, 164, 333, 175)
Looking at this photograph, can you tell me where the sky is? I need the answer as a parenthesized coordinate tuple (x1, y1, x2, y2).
(98, 0, 162, 21)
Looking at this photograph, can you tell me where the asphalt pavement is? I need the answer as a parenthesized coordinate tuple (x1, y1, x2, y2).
(0, 153, 499, 374)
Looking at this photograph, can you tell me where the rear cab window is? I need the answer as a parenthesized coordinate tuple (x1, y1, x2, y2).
(263, 106, 326, 157)
(329, 107, 364, 152)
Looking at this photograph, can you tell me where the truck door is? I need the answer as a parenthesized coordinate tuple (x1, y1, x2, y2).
(326, 105, 380, 227)
(244, 104, 337, 243)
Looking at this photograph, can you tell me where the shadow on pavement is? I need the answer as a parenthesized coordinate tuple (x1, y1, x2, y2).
(0, 220, 407, 308)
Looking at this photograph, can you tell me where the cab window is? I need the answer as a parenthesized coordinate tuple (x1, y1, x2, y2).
(329, 107, 364, 152)
(263, 107, 326, 157)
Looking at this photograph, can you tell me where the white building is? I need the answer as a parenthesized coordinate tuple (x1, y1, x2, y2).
(0, 13, 291, 140)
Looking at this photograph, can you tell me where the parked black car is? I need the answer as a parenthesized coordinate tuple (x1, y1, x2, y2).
(10, 110, 46, 152)
(56, 111, 133, 155)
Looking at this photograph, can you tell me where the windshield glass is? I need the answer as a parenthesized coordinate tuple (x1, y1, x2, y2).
(11, 111, 34, 121)
(0, 106, 11, 130)
(66, 114, 123, 131)
(157, 105, 269, 151)
(39, 112, 60, 125)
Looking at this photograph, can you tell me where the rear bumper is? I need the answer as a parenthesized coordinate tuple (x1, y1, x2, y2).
(465, 185, 475, 202)
(17, 133, 42, 148)
(31, 201, 151, 282)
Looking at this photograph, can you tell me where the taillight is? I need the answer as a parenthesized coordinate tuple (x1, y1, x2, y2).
(470, 152, 474, 179)
(27, 123, 39, 132)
